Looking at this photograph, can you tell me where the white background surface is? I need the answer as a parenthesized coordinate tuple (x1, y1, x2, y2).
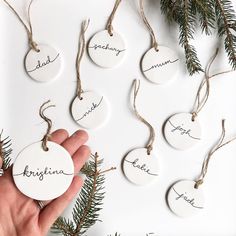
(1, 0, 236, 236)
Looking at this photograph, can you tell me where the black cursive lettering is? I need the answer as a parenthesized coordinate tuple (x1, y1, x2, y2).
(143, 59, 179, 73)
(172, 187, 203, 209)
(76, 96, 104, 121)
(125, 158, 158, 176)
(27, 53, 60, 73)
(89, 43, 125, 56)
(13, 165, 73, 181)
(168, 120, 200, 140)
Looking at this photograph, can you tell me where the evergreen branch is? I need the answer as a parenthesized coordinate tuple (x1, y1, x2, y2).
(72, 153, 105, 235)
(215, 0, 236, 68)
(179, 0, 203, 75)
(161, 0, 236, 75)
(80, 162, 93, 177)
(52, 153, 115, 236)
(52, 218, 75, 236)
(160, 0, 180, 23)
(161, 0, 203, 74)
(0, 130, 12, 171)
(193, 0, 215, 35)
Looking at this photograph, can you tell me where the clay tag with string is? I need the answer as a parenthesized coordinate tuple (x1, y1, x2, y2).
(142, 46, 179, 84)
(12, 100, 74, 201)
(25, 44, 62, 82)
(164, 113, 202, 150)
(71, 21, 110, 129)
(167, 120, 236, 217)
(2, 0, 63, 82)
(122, 80, 159, 186)
(163, 49, 229, 150)
(139, 0, 179, 84)
(71, 91, 110, 129)
(12, 141, 74, 201)
(88, 0, 126, 68)
(88, 30, 126, 68)
(123, 148, 159, 185)
(167, 180, 205, 217)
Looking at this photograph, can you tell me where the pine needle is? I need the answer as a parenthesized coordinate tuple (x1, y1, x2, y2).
(0, 130, 12, 171)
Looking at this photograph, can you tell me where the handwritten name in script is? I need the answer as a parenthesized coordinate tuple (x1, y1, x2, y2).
(89, 43, 125, 56)
(14, 165, 73, 181)
(173, 187, 203, 209)
(168, 120, 200, 140)
(76, 96, 104, 121)
(143, 58, 179, 73)
(125, 158, 158, 176)
(27, 54, 60, 73)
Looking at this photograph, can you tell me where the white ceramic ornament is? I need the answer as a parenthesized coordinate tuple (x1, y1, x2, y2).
(88, 30, 126, 68)
(164, 113, 202, 150)
(71, 91, 110, 129)
(141, 46, 179, 84)
(167, 180, 204, 217)
(12, 141, 74, 201)
(123, 148, 159, 186)
(25, 44, 62, 82)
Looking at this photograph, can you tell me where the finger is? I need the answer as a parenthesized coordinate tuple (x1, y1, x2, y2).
(62, 130, 88, 156)
(39, 176, 83, 233)
(50, 129, 69, 144)
(40, 146, 90, 207)
(73, 145, 91, 174)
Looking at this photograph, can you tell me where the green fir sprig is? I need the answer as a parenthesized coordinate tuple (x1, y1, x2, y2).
(0, 130, 12, 171)
(160, 0, 236, 75)
(52, 153, 115, 236)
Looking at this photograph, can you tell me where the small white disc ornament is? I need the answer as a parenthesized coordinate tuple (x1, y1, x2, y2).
(167, 180, 205, 217)
(12, 142, 74, 201)
(164, 113, 202, 150)
(141, 46, 179, 84)
(88, 30, 126, 68)
(71, 91, 110, 129)
(123, 148, 159, 186)
(25, 44, 62, 82)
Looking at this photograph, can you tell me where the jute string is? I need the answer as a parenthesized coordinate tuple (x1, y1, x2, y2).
(191, 48, 233, 121)
(132, 79, 155, 155)
(195, 120, 236, 189)
(76, 20, 89, 100)
(2, 0, 39, 52)
(139, 0, 159, 51)
(106, 0, 122, 36)
(39, 100, 55, 152)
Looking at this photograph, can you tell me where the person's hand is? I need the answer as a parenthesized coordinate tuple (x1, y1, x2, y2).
(0, 129, 90, 236)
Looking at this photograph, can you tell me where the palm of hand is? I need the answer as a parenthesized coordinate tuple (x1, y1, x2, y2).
(0, 129, 90, 236)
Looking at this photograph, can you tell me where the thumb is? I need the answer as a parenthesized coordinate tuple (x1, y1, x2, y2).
(39, 176, 83, 234)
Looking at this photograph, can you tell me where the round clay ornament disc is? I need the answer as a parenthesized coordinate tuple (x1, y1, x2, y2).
(167, 180, 205, 217)
(141, 46, 179, 84)
(25, 44, 62, 82)
(88, 30, 126, 68)
(12, 142, 74, 201)
(164, 113, 202, 150)
(123, 148, 159, 186)
(71, 91, 110, 129)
